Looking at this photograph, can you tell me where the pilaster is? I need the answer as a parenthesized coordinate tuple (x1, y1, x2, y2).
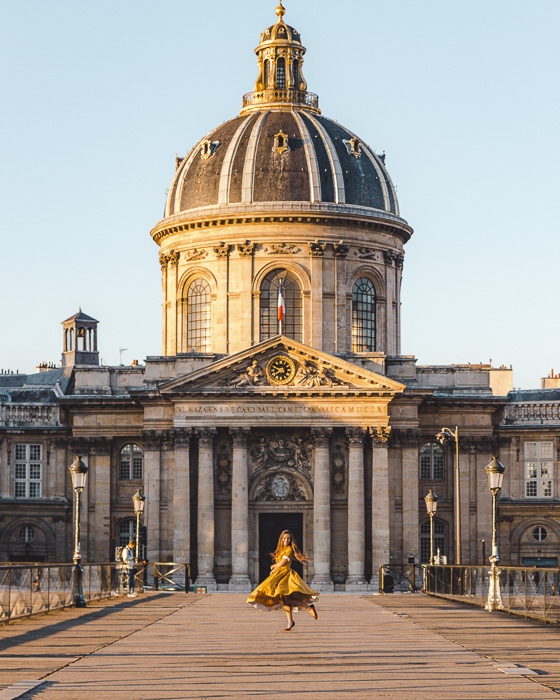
(229, 428, 251, 591)
(195, 427, 217, 590)
(311, 427, 334, 590)
(370, 426, 391, 586)
(346, 427, 367, 589)
(142, 430, 163, 564)
(172, 428, 191, 564)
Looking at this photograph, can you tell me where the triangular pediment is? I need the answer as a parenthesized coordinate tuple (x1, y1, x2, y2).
(159, 337, 405, 396)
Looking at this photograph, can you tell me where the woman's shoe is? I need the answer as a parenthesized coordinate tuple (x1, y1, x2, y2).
(308, 604, 318, 620)
(284, 621, 295, 631)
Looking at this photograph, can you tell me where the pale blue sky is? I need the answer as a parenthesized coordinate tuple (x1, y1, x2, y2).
(1, 1, 558, 389)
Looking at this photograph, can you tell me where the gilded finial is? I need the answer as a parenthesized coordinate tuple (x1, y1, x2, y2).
(276, 1, 286, 22)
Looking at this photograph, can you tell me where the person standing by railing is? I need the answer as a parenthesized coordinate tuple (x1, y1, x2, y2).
(122, 541, 137, 597)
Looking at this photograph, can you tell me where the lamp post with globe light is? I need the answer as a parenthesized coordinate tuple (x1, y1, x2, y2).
(424, 489, 438, 565)
(68, 456, 88, 608)
(132, 489, 146, 565)
(484, 456, 505, 612)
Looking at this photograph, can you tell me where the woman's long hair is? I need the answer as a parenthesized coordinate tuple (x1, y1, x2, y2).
(271, 530, 310, 563)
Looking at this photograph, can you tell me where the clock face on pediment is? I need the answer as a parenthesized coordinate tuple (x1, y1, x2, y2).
(266, 355, 296, 385)
(158, 337, 407, 396)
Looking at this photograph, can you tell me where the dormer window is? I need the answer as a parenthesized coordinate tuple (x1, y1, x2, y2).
(200, 140, 220, 160)
(273, 130, 290, 155)
(343, 137, 362, 158)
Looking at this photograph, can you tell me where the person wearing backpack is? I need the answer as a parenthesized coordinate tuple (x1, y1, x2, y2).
(122, 541, 137, 597)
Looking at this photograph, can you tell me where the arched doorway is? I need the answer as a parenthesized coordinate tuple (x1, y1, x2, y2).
(258, 512, 304, 583)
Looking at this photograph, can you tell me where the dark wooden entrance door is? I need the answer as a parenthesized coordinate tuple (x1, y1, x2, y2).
(258, 512, 304, 583)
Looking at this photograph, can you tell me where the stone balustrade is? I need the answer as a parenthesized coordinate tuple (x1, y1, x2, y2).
(0, 404, 59, 427)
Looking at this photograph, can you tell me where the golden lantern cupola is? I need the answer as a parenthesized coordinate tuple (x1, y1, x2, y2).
(240, 1, 320, 115)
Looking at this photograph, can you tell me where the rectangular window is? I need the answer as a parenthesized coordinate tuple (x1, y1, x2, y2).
(14, 444, 42, 499)
(524, 441, 553, 499)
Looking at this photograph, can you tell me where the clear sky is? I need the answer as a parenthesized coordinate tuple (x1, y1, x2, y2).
(1, 0, 558, 389)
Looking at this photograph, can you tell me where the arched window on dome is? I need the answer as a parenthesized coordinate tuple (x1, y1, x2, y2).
(260, 269, 302, 342)
(186, 278, 211, 353)
(276, 57, 286, 89)
(352, 277, 376, 352)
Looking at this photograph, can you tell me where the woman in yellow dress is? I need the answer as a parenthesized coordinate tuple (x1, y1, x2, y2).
(246, 530, 319, 631)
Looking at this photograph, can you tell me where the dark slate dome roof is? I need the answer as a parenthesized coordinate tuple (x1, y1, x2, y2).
(165, 110, 400, 218)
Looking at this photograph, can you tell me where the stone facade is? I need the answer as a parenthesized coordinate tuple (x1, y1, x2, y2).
(1, 4, 560, 587)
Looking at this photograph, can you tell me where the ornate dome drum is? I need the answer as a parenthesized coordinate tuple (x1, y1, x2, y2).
(152, 2, 413, 363)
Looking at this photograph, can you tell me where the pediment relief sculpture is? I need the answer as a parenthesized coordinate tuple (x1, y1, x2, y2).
(222, 356, 345, 389)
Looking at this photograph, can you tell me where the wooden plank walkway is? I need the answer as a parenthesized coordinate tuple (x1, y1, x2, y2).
(1, 592, 559, 699)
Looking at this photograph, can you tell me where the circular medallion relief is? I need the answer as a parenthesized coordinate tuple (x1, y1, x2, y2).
(271, 475, 290, 499)
(266, 355, 296, 385)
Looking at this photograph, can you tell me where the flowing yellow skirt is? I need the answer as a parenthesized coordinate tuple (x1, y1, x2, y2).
(246, 566, 319, 612)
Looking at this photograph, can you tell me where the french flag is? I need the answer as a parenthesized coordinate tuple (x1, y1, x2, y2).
(277, 280, 285, 323)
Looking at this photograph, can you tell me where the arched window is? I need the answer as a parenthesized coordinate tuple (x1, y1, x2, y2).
(186, 278, 211, 353)
(276, 57, 286, 88)
(120, 444, 143, 481)
(420, 442, 444, 480)
(420, 519, 446, 563)
(118, 519, 136, 547)
(352, 277, 376, 352)
(260, 269, 302, 341)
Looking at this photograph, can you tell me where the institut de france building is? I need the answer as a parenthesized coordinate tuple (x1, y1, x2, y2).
(2, 2, 560, 589)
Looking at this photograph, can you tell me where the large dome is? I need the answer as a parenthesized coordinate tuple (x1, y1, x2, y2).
(165, 111, 399, 218)
(162, 1, 405, 229)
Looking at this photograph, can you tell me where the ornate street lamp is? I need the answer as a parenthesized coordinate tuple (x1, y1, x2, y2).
(485, 456, 505, 611)
(132, 489, 146, 565)
(436, 426, 461, 564)
(69, 455, 88, 608)
(424, 489, 438, 565)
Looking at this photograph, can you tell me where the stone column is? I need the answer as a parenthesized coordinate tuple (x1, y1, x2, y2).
(311, 427, 334, 590)
(142, 430, 162, 564)
(172, 428, 191, 564)
(195, 427, 217, 590)
(229, 428, 251, 591)
(370, 427, 391, 587)
(346, 427, 367, 589)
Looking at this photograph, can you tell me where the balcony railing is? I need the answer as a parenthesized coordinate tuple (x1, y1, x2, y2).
(242, 88, 319, 112)
(505, 402, 560, 424)
(0, 404, 60, 427)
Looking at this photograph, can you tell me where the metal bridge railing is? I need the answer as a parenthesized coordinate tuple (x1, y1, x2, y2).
(382, 563, 560, 624)
(153, 562, 190, 592)
(0, 563, 124, 624)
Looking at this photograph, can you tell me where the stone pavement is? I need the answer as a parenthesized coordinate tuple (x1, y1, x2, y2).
(1, 592, 560, 699)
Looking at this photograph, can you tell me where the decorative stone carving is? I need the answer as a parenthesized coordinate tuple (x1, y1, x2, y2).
(356, 247, 378, 260)
(332, 241, 349, 258)
(227, 360, 265, 387)
(293, 360, 341, 388)
(343, 137, 362, 158)
(172, 427, 191, 449)
(213, 242, 230, 258)
(383, 250, 397, 265)
(237, 241, 254, 256)
(215, 443, 232, 497)
(311, 427, 332, 448)
(370, 426, 391, 446)
(460, 435, 498, 454)
(90, 437, 111, 456)
(159, 252, 168, 271)
(231, 427, 250, 449)
(308, 240, 326, 256)
(331, 442, 347, 495)
(141, 430, 164, 451)
(69, 437, 90, 455)
(395, 253, 404, 269)
(185, 248, 208, 262)
(167, 250, 180, 267)
(196, 427, 217, 448)
(389, 428, 420, 449)
(249, 431, 313, 479)
(273, 130, 290, 155)
(345, 427, 364, 448)
(264, 242, 300, 255)
(254, 472, 307, 501)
